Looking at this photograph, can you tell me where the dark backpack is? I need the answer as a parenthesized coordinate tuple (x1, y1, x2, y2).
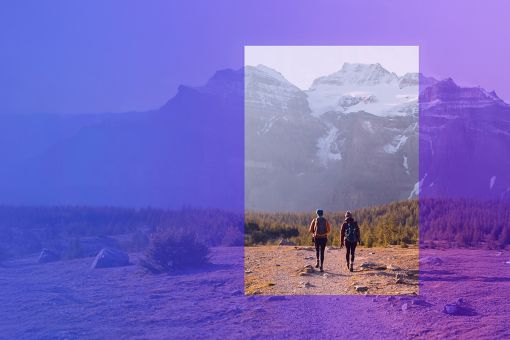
(345, 221, 358, 243)
(315, 217, 327, 235)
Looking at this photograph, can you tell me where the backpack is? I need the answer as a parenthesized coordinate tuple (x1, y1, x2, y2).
(345, 221, 358, 243)
(315, 217, 327, 235)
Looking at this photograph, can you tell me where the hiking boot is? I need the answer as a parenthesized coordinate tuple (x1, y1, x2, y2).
(350, 263, 354, 272)
(315, 260, 320, 268)
(346, 262, 350, 270)
(320, 266, 324, 272)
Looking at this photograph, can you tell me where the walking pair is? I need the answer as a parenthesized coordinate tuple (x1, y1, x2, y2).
(309, 209, 361, 272)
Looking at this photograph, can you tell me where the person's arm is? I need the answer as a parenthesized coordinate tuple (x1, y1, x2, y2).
(326, 220, 331, 235)
(340, 223, 345, 247)
(309, 219, 316, 234)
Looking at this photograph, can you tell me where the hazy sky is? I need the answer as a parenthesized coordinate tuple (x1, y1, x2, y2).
(1, 1, 509, 115)
(245, 46, 419, 90)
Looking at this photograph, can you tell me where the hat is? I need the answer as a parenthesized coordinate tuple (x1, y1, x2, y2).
(345, 211, 352, 217)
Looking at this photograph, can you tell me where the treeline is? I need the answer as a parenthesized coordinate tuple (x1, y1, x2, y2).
(420, 198, 510, 248)
(245, 198, 510, 249)
(0, 206, 243, 259)
(245, 200, 418, 247)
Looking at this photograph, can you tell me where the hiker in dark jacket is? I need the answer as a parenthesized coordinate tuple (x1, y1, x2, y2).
(340, 211, 361, 272)
(309, 209, 331, 272)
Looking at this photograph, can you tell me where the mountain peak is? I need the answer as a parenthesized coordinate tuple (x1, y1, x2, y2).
(421, 77, 507, 108)
(311, 63, 398, 89)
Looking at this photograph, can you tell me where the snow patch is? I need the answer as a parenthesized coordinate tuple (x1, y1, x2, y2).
(403, 156, 410, 175)
(408, 174, 427, 199)
(384, 135, 408, 154)
(362, 120, 375, 133)
(317, 126, 343, 166)
(490, 176, 496, 190)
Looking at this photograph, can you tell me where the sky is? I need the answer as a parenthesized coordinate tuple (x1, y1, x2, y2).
(0, 0, 509, 115)
(245, 46, 419, 90)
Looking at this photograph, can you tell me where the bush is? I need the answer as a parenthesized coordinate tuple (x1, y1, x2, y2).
(141, 230, 209, 273)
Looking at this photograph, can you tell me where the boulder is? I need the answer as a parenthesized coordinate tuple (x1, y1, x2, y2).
(91, 248, 129, 269)
(355, 285, 368, 292)
(359, 262, 387, 270)
(38, 248, 60, 263)
(278, 239, 296, 246)
(443, 303, 459, 315)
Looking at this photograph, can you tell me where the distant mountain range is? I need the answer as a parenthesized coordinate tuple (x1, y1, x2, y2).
(245, 63, 510, 211)
(0, 63, 509, 211)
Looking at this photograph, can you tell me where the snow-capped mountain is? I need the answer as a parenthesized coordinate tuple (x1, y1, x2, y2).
(306, 63, 419, 117)
(0, 63, 508, 211)
(245, 63, 422, 211)
(246, 63, 510, 211)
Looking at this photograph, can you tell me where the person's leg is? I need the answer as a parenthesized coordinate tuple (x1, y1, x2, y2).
(349, 242, 356, 272)
(320, 238, 326, 270)
(345, 241, 350, 268)
(315, 239, 320, 268)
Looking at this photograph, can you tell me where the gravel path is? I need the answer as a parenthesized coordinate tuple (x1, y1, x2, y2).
(245, 246, 419, 295)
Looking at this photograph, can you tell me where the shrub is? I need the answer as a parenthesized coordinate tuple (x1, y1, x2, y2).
(141, 230, 209, 273)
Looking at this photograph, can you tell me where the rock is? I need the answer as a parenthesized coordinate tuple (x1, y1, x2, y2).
(38, 248, 60, 263)
(419, 256, 443, 265)
(387, 296, 396, 302)
(278, 239, 296, 246)
(299, 272, 310, 276)
(302, 265, 315, 274)
(360, 262, 387, 270)
(245, 270, 253, 274)
(300, 281, 313, 288)
(401, 303, 409, 311)
(387, 264, 401, 271)
(411, 299, 429, 306)
(275, 264, 281, 266)
(232, 290, 243, 296)
(443, 303, 459, 315)
(295, 246, 314, 251)
(396, 278, 405, 284)
(304, 256, 314, 260)
(355, 285, 368, 292)
(369, 252, 375, 255)
(91, 248, 129, 269)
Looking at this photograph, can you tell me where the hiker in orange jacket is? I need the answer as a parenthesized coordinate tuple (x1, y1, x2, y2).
(340, 211, 361, 272)
(309, 209, 331, 272)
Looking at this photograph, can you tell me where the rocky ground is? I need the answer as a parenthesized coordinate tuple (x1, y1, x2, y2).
(244, 245, 418, 295)
(0, 247, 509, 338)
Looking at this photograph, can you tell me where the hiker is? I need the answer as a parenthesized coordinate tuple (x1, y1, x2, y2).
(309, 209, 331, 272)
(340, 211, 361, 272)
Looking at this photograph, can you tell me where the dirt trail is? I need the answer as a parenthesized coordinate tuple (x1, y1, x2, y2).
(244, 245, 419, 295)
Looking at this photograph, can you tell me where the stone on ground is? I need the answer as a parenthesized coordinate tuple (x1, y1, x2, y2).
(91, 247, 129, 269)
(38, 249, 60, 263)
